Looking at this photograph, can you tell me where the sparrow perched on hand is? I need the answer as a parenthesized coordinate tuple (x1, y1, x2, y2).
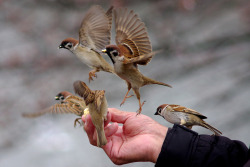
(102, 8, 172, 114)
(73, 80, 108, 147)
(59, 5, 114, 82)
(22, 91, 88, 127)
(155, 104, 222, 136)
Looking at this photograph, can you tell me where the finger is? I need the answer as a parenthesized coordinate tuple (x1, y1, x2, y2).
(108, 108, 135, 124)
(82, 114, 96, 146)
(105, 122, 118, 137)
(82, 114, 86, 123)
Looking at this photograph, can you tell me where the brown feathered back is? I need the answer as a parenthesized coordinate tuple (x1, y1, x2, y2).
(73, 80, 95, 105)
(114, 8, 152, 65)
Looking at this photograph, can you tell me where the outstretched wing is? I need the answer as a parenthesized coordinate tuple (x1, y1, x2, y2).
(114, 8, 152, 65)
(79, 5, 113, 51)
(22, 103, 82, 118)
(66, 96, 87, 110)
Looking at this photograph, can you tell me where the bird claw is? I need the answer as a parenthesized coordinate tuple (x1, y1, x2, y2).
(136, 100, 146, 115)
(136, 108, 142, 115)
(88, 71, 97, 83)
(120, 95, 134, 106)
(74, 118, 82, 127)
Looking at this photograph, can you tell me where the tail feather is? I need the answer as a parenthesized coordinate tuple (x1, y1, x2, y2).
(96, 127, 107, 147)
(201, 121, 222, 136)
(143, 76, 172, 88)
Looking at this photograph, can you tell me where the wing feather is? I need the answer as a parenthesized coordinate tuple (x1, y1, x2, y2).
(79, 5, 112, 51)
(171, 105, 207, 119)
(114, 8, 152, 65)
(123, 51, 160, 64)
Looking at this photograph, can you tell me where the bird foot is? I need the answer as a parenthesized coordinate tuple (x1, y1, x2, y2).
(120, 95, 134, 106)
(136, 100, 146, 115)
(88, 71, 97, 83)
(74, 118, 82, 127)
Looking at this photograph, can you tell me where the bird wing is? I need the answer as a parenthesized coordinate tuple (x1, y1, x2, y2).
(171, 104, 207, 119)
(106, 6, 113, 31)
(79, 5, 112, 51)
(22, 103, 82, 118)
(114, 8, 152, 65)
(51, 103, 83, 116)
(123, 51, 160, 64)
(66, 96, 86, 107)
(94, 90, 105, 112)
(73, 80, 95, 105)
(66, 96, 87, 112)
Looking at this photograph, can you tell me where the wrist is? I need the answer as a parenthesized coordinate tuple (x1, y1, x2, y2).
(149, 124, 168, 163)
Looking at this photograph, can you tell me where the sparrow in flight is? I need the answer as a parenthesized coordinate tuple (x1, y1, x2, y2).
(22, 91, 88, 127)
(59, 5, 114, 82)
(102, 8, 172, 114)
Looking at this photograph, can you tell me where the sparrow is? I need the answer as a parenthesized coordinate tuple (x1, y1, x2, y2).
(58, 5, 114, 82)
(22, 91, 88, 127)
(155, 104, 222, 136)
(102, 8, 172, 114)
(73, 80, 108, 147)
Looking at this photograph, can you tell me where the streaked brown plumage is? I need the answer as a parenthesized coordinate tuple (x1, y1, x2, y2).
(155, 104, 222, 136)
(102, 8, 172, 114)
(113, 8, 152, 65)
(59, 5, 114, 82)
(22, 91, 88, 127)
(74, 80, 108, 147)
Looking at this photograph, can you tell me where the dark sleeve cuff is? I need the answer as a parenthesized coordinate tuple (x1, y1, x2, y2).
(155, 124, 198, 167)
(155, 124, 249, 167)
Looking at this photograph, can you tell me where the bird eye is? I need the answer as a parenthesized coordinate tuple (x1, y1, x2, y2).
(158, 108, 162, 114)
(112, 50, 118, 57)
(60, 96, 64, 100)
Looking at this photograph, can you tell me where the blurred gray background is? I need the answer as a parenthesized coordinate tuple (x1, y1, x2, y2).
(1, 0, 250, 166)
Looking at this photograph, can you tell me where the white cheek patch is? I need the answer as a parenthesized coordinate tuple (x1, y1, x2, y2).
(118, 56, 124, 61)
(73, 43, 79, 50)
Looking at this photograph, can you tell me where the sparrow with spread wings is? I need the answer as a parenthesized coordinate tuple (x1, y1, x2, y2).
(22, 91, 89, 127)
(59, 5, 114, 82)
(102, 8, 172, 114)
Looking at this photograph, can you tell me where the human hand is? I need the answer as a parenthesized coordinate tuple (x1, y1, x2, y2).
(82, 108, 168, 165)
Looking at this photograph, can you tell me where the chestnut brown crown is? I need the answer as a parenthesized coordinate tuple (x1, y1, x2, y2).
(59, 38, 78, 50)
(155, 104, 167, 115)
(55, 91, 72, 101)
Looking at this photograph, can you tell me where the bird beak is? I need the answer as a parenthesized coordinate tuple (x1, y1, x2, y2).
(58, 45, 63, 49)
(102, 49, 107, 53)
(55, 96, 60, 100)
(154, 111, 159, 115)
